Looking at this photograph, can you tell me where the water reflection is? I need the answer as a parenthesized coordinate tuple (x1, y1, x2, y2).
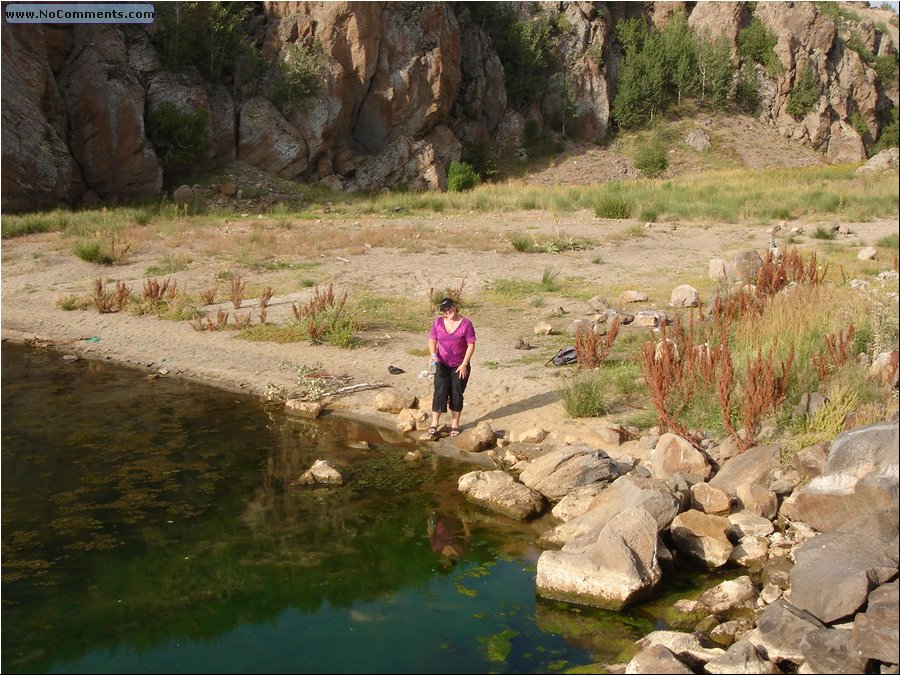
(1, 344, 598, 673)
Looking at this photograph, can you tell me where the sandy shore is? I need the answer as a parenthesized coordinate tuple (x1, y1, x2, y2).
(3, 212, 897, 457)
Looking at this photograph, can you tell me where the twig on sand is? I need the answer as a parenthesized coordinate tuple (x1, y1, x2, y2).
(329, 382, 387, 396)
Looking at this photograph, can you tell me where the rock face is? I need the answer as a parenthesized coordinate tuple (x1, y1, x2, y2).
(2, 2, 898, 210)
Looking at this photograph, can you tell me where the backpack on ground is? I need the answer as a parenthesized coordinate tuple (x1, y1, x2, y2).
(547, 346, 577, 366)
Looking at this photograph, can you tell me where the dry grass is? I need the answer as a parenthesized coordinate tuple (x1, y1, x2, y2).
(575, 318, 621, 370)
(230, 275, 247, 309)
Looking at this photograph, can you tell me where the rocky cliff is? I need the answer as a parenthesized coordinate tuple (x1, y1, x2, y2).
(2, 1, 898, 212)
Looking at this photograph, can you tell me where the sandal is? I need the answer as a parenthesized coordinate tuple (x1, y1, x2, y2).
(449, 427, 461, 437)
(426, 426, 438, 437)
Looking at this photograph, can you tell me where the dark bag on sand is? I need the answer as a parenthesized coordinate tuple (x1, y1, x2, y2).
(548, 346, 577, 366)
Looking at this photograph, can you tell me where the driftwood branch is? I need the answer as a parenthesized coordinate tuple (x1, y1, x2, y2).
(329, 382, 387, 396)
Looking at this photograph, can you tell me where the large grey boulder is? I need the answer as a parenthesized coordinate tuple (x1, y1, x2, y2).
(789, 510, 898, 623)
(850, 580, 899, 665)
(703, 639, 779, 674)
(744, 600, 825, 667)
(709, 445, 782, 501)
(799, 627, 870, 674)
(518, 444, 617, 502)
(625, 644, 693, 674)
(539, 475, 682, 548)
(536, 506, 662, 609)
(632, 631, 725, 670)
(780, 420, 899, 532)
(58, 25, 162, 200)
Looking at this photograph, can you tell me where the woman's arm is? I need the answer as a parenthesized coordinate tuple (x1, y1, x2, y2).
(457, 342, 475, 378)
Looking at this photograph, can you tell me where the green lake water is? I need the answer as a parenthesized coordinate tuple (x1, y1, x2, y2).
(1, 343, 722, 673)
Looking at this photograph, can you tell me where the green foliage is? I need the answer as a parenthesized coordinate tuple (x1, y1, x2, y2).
(697, 32, 735, 110)
(73, 240, 112, 264)
(510, 235, 532, 252)
(2, 210, 70, 238)
(476, 5, 555, 111)
(560, 372, 612, 417)
(446, 161, 481, 192)
(524, 119, 563, 158)
(612, 17, 668, 128)
(594, 194, 634, 219)
(585, 40, 604, 66)
(461, 140, 497, 182)
(737, 18, 782, 76)
(811, 225, 837, 240)
(874, 53, 898, 84)
(150, 102, 210, 168)
(267, 42, 327, 114)
(873, 106, 899, 154)
(847, 34, 875, 65)
(849, 112, 870, 139)
(877, 232, 899, 248)
(634, 137, 668, 177)
(787, 64, 822, 119)
(540, 266, 560, 291)
(309, 309, 358, 348)
(660, 12, 699, 104)
(814, 2, 862, 25)
(734, 62, 760, 114)
(546, 75, 579, 137)
(153, 2, 253, 83)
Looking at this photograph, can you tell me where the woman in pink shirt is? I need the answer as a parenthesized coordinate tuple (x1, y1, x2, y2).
(427, 297, 476, 437)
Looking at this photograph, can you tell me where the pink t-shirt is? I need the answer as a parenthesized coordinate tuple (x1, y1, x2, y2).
(429, 316, 476, 368)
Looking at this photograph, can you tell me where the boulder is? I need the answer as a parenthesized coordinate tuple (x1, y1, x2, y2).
(519, 444, 617, 502)
(457, 469, 543, 520)
(298, 459, 343, 486)
(536, 506, 662, 609)
(669, 510, 733, 568)
(540, 475, 682, 548)
(780, 420, 899, 532)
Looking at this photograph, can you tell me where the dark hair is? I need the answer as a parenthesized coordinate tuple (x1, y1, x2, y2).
(439, 298, 456, 311)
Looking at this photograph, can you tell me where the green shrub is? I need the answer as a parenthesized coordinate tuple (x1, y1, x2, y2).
(634, 140, 668, 177)
(561, 372, 612, 417)
(446, 161, 481, 192)
(787, 64, 822, 119)
(268, 41, 327, 113)
(698, 32, 736, 110)
(524, 119, 563, 158)
(737, 18, 782, 76)
(594, 195, 634, 219)
(877, 232, 899, 248)
(462, 140, 497, 181)
(811, 225, 837, 240)
(150, 102, 210, 168)
(510, 235, 533, 252)
(2, 212, 63, 238)
(847, 34, 875, 65)
(874, 53, 898, 84)
(873, 106, 899, 154)
(73, 240, 112, 264)
(734, 62, 760, 114)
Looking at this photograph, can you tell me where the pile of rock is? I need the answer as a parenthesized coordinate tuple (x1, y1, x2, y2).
(454, 418, 899, 674)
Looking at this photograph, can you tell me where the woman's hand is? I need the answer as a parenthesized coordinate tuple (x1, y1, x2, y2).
(456, 363, 469, 379)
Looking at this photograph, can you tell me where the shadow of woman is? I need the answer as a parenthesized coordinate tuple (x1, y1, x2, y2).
(469, 390, 562, 426)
